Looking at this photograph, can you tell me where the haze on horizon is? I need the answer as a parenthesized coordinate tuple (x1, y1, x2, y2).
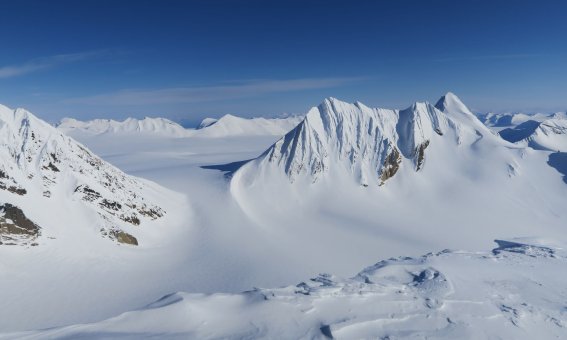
(0, 0, 566, 126)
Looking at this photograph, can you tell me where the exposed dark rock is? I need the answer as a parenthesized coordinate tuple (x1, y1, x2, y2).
(100, 199, 122, 211)
(379, 147, 401, 185)
(75, 185, 101, 201)
(110, 230, 138, 246)
(121, 215, 140, 226)
(5, 185, 27, 196)
(44, 162, 60, 172)
(415, 140, 430, 171)
(137, 206, 164, 220)
(0, 204, 40, 245)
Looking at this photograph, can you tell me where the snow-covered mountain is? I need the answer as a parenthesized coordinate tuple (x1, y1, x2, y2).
(58, 117, 189, 137)
(58, 114, 304, 139)
(478, 111, 567, 128)
(193, 114, 303, 137)
(0, 104, 168, 246)
(13, 238, 567, 339)
(230, 93, 567, 259)
(233, 92, 505, 187)
(477, 112, 552, 129)
(196, 117, 218, 129)
(498, 117, 567, 151)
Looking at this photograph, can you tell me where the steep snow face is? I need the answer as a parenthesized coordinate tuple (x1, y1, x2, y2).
(196, 117, 218, 129)
(234, 94, 500, 188)
(58, 117, 189, 137)
(0, 104, 166, 245)
(15, 238, 567, 339)
(434, 92, 499, 140)
(192, 114, 303, 138)
(513, 118, 567, 151)
(478, 111, 566, 130)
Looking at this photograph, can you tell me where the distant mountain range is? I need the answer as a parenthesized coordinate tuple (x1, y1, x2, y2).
(58, 114, 303, 138)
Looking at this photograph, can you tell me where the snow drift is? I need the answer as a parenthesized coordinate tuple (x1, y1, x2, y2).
(9, 238, 567, 339)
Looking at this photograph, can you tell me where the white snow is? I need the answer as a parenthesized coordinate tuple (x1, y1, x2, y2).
(0, 93, 566, 338)
(6, 238, 567, 339)
(58, 114, 304, 139)
(57, 116, 190, 137)
(190, 114, 304, 137)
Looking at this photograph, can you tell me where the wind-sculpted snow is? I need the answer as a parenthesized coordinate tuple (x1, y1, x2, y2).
(9, 239, 566, 339)
(0, 104, 166, 245)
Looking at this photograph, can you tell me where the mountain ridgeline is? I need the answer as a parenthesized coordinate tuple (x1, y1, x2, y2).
(233, 93, 502, 187)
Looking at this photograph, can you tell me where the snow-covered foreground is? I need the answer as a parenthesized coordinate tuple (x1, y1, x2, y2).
(1, 94, 566, 337)
(5, 238, 566, 339)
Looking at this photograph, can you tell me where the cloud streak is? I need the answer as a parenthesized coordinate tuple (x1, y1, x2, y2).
(434, 54, 543, 63)
(0, 50, 109, 78)
(63, 77, 365, 106)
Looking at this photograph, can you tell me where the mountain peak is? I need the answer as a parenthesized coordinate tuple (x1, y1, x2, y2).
(434, 92, 472, 116)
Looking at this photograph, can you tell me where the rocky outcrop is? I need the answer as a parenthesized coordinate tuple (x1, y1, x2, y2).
(0, 203, 40, 245)
(110, 230, 138, 246)
(415, 140, 430, 171)
(379, 147, 401, 185)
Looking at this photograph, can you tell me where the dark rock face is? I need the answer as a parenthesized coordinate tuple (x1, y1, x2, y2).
(415, 140, 430, 171)
(379, 147, 402, 185)
(0, 170, 27, 196)
(110, 230, 138, 246)
(0, 204, 40, 245)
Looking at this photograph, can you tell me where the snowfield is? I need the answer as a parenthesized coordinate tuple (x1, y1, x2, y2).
(5, 238, 567, 339)
(0, 93, 566, 338)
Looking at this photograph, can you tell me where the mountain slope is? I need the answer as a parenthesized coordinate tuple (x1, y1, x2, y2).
(501, 118, 567, 151)
(230, 93, 567, 259)
(58, 117, 189, 137)
(233, 93, 508, 187)
(0, 104, 168, 246)
(192, 114, 303, 138)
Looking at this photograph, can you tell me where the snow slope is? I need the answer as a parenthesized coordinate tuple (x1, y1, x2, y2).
(191, 114, 303, 137)
(233, 93, 503, 187)
(231, 93, 567, 262)
(1, 94, 566, 336)
(477, 112, 553, 129)
(8, 238, 566, 339)
(501, 117, 567, 151)
(0, 105, 172, 246)
(58, 117, 190, 137)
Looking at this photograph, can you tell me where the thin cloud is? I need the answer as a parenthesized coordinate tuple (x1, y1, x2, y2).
(63, 77, 365, 106)
(435, 54, 543, 63)
(0, 50, 110, 78)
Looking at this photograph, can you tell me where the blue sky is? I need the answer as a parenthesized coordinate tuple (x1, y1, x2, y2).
(0, 0, 566, 125)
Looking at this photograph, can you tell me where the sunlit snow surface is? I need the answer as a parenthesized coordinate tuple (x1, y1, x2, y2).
(0, 95, 566, 338)
(5, 239, 567, 339)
